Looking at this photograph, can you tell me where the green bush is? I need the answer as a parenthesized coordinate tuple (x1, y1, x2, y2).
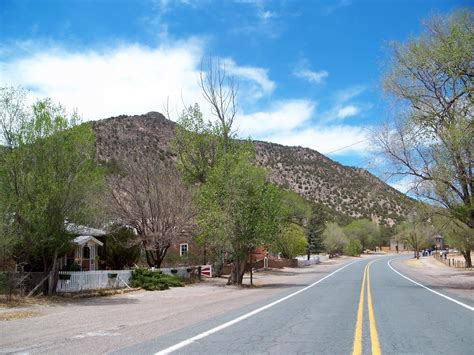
(129, 267, 184, 291)
(344, 239, 363, 256)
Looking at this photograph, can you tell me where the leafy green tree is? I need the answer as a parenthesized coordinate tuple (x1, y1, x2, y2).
(344, 239, 363, 257)
(374, 10, 473, 266)
(322, 223, 348, 256)
(280, 190, 312, 227)
(173, 104, 220, 184)
(174, 60, 284, 285)
(432, 212, 474, 260)
(270, 223, 307, 259)
(343, 219, 381, 250)
(103, 226, 140, 269)
(196, 150, 282, 285)
(0, 88, 105, 295)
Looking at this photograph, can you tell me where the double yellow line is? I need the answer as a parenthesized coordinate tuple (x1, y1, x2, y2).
(352, 260, 381, 355)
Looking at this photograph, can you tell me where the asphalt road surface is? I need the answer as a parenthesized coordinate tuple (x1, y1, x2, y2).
(115, 255, 473, 354)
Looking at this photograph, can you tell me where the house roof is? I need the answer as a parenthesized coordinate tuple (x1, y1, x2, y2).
(66, 223, 106, 237)
(73, 235, 104, 246)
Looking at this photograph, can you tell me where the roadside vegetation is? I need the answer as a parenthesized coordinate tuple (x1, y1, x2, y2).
(129, 268, 184, 291)
(372, 9, 473, 266)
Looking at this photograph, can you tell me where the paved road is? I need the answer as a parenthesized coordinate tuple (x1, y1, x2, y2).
(116, 256, 473, 354)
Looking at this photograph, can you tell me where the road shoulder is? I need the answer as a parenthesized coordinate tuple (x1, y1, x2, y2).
(390, 255, 474, 307)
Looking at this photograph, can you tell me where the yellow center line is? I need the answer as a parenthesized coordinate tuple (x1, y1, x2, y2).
(351, 260, 381, 355)
(352, 263, 368, 355)
(367, 262, 381, 355)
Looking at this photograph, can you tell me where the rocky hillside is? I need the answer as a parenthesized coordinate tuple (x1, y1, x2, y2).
(92, 112, 412, 226)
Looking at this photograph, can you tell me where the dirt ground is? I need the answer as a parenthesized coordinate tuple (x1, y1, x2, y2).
(393, 253, 474, 305)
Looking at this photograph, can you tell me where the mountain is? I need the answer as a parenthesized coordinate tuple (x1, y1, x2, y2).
(92, 112, 412, 226)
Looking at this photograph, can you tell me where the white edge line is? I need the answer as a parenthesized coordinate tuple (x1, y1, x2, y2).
(388, 257, 474, 312)
(155, 259, 361, 354)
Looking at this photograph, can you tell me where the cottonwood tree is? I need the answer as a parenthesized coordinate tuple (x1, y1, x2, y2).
(322, 223, 348, 256)
(343, 219, 381, 250)
(106, 153, 194, 268)
(0, 87, 104, 295)
(374, 10, 473, 266)
(173, 103, 220, 184)
(271, 223, 307, 259)
(196, 150, 282, 285)
(394, 219, 434, 259)
(173, 59, 283, 285)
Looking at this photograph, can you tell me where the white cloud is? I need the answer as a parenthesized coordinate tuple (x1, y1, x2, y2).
(0, 41, 276, 122)
(294, 69, 328, 84)
(236, 100, 315, 137)
(224, 58, 275, 97)
(336, 105, 359, 119)
(0, 41, 205, 120)
(0, 40, 372, 159)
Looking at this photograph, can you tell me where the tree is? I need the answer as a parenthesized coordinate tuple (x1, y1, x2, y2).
(374, 10, 473, 266)
(343, 219, 381, 250)
(271, 223, 307, 259)
(322, 223, 348, 256)
(103, 226, 141, 270)
(173, 103, 220, 184)
(432, 212, 474, 264)
(394, 220, 434, 259)
(0, 87, 105, 295)
(344, 239, 363, 257)
(196, 149, 282, 285)
(106, 154, 194, 268)
(307, 212, 326, 258)
(174, 59, 284, 285)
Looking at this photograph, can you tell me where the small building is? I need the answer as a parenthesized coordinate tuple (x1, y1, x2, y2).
(433, 234, 444, 250)
(60, 224, 107, 271)
(390, 238, 409, 252)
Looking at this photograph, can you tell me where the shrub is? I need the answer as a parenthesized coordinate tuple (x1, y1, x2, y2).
(129, 267, 184, 291)
(344, 239, 363, 256)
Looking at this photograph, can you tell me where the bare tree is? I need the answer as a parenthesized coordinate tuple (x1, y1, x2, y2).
(373, 11, 473, 266)
(199, 56, 238, 155)
(106, 152, 194, 267)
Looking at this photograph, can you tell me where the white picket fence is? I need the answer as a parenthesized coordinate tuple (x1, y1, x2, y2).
(56, 270, 132, 293)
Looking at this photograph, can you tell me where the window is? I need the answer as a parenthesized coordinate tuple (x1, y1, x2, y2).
(179, 243, 188, 257)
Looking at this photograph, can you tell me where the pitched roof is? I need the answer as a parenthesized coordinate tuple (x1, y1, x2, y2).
(66, 223, 106, 237)
(73, 235, 104, 246)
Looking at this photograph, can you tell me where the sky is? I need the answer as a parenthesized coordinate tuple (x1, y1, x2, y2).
(0, 0, 469, 188)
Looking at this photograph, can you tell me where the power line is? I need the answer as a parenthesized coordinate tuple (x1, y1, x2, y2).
(325, 138, 369, 154)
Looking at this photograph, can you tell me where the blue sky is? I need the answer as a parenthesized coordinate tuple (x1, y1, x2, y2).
(0, 0, 468, 180)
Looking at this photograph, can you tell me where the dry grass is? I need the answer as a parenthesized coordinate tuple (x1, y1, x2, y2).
(0, 294, 60, 308)
(0, 310, 40, 321)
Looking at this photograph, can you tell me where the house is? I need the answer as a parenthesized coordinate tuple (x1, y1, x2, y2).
(390, 238, 409, 252)
(60, 224, 107, 271)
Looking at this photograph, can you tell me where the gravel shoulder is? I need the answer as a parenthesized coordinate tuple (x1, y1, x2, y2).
(0, 256, 356, 354)
(391, 253, 474, 306)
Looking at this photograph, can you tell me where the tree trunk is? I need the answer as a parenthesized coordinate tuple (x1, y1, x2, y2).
(47, 249, 59, 296)
(461, 249, 472, 268)
(227, 258, 247, 285)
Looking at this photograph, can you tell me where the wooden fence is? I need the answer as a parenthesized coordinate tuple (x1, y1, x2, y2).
(56, 270, 132, 293)
(433, 254, 470, 269)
